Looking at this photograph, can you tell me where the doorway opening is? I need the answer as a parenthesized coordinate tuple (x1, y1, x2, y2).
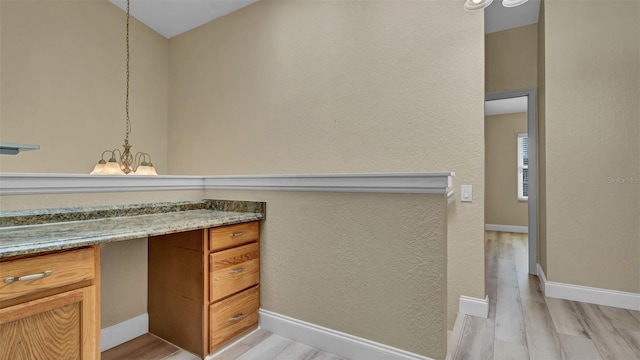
(485, 90, 537, 275)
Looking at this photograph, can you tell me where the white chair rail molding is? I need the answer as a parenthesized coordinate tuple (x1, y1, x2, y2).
(0, 172, 454, 195)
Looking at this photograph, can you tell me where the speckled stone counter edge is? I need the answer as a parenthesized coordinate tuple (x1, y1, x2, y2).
(0, 199, 266, 227)
(206, 199, 265, 215)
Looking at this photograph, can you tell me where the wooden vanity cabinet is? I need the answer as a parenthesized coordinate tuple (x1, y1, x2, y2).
(148, 221, 260, 358)
(0, 246, 100, 360)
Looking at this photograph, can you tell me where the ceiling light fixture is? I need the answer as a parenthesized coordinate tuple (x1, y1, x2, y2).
(464, 0, 494, 11)
(502, 0, 529, 7)
(90, 0, 157, 176)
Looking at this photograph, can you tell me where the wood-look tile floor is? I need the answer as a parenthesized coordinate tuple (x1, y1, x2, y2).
(102, 330, 346, 360)
(101, 333, 199, 360)
(207, 329, 347, 360)
(448, 231, 640, 360)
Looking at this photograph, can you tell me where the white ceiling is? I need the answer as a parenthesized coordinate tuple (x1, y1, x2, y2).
(110, 0, 540, 39)
(485, 96, 528, 116)
(109, 0, 258, 39)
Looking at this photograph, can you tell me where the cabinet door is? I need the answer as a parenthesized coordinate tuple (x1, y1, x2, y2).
(0, 286, 97, 360)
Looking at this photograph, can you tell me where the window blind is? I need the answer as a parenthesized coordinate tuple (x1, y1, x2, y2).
(517, 133, 528, 200)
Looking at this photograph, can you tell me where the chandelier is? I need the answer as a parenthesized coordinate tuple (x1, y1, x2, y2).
(90, 0, 157, 176)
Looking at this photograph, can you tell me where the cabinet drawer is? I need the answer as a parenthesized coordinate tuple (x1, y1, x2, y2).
(0, 247, 95, 302)
(210, 243, 259, 302)
(209, 221, 259, 252)
(209, 286, 259, 351)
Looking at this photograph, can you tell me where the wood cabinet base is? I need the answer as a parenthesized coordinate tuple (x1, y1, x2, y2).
(149, 221, 260, 358)
(0, 246, 100, 360)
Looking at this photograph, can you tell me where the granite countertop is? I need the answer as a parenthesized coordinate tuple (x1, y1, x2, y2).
(0, 200, 265, 258)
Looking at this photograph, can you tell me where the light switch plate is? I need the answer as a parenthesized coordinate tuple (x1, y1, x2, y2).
(461, 185, 473, 202)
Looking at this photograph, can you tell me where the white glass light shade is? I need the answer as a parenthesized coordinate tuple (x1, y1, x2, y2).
(104, 161, 126, 175)
(90, 162, 107, 175)
(464, 0, 493, 11)
(502, 0, 528, 7)
(133, 164, 157, 176)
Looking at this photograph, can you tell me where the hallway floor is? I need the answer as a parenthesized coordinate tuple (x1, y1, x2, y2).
(448, 231, 640, 360)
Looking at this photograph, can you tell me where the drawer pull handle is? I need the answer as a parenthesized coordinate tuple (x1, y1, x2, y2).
(229, 267, 245, 275)
(229, 232, 245, 237)
(229, 313, 245, 322)
(4, 270, 53, 284)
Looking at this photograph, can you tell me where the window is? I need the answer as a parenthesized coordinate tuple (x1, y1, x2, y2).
(518, 133, 528, 201)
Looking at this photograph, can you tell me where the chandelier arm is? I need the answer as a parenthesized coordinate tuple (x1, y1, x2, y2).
(100, 150, 113, 161)
(134, 151, 145, 167)
(111, 148, 122, 161)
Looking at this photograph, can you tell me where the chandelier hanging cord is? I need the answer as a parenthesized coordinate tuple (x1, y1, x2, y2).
(119, 0, 134, 174)
(125, 0, 131, 145)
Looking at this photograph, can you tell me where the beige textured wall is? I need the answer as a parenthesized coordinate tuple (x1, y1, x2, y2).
(543, 0, 639, 292)
(537, 0, 547, 272)
(0, 0, 168, 174)
(485, 113, 528, 227)
(100, 238, 147, 328)
(0, 189, 205, 327)
(486, 24, 537, 93)
(168, 0, 485, 332)
(207, 189, 447, 358)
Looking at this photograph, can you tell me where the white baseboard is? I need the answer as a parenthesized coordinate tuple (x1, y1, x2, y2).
(259, 309, 435, 360)
(536, 263, 547, 295)
(458, 295, 489, 318)
(100, 313, 149, 352)
(485, 224, 528, 233)
(537, 264, 640, 311)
